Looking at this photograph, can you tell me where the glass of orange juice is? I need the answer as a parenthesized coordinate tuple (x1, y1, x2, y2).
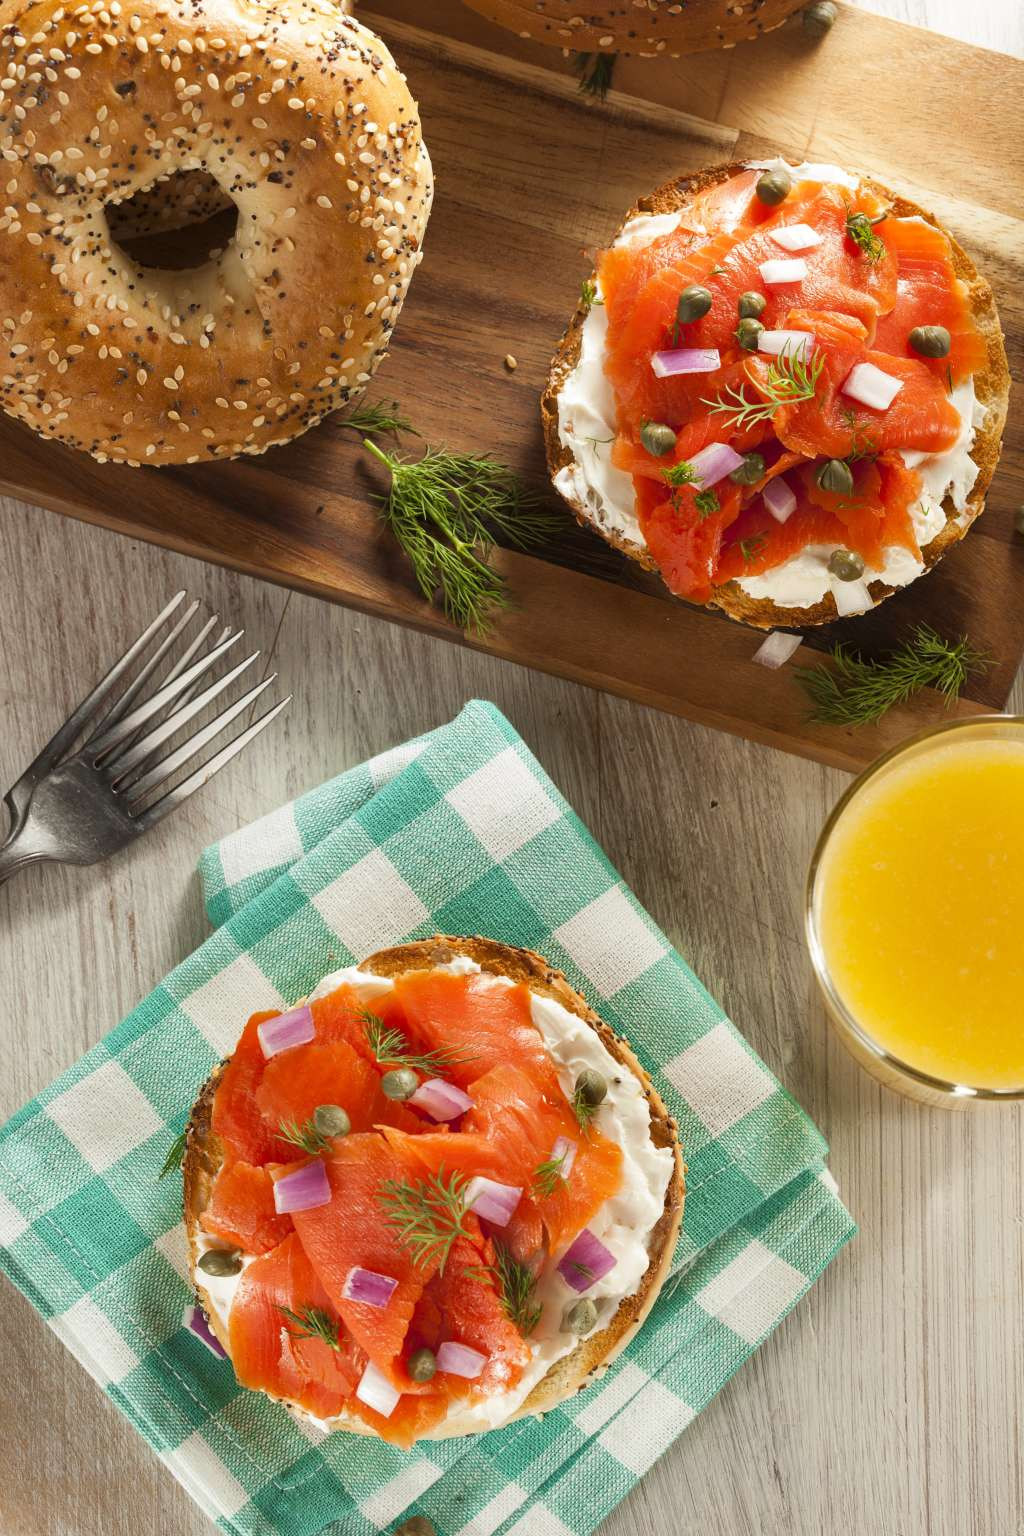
(807, 715, 1024, 1105)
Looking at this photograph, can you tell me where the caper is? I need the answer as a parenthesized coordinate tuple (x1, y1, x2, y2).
(816, 458, 854, 497)
(675, 283, 713, 325)
(909, 324, 951, 359)
(1014, 506, 1024, 538)
(755, 167, 792, 207)
(574, 1068, 607, 1108)
(828, 548, 866, 582)
(562, 1298, 599, 1335)
(729, 452, 766, 486)
(735, 317, 764, 352)
(381, 1067, 419, 1101)
(407, 1347, 437, 1384)
(802, 1, 838, 38)
(738, 290, 767, 319)
(313, 1103, 350, 1139)
(640, 420, 678, 458)
(198, 1248, 243, 1278)
(394, 1519, 437, 1536)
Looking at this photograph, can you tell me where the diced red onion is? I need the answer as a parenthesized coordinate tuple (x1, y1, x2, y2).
(688, 441, 745, 488)
(753, 632, 803, 670)
(272, 1159, 331, 1214)
(757, 329, 814, 360)
(436, 1341, 488, 1379)
(342, 1267, 399, 1308)
(763, 477, 797, 524)
(551, 1136, 578, 1180)
(841, 361, 903, 411)
(831, 577, 874, 616)
(355, 1361, 400, 1418)
(769, 223, 822, 252)
(465, 1176, 522, 1228)
(408, 1078, 473, 1122)
(257, 1005, 315, 1059)
(758, 257, 808, 286)
(556, 1228, 617, 1293)
(186, 1305, 227, 1359)
(650, 347, 721, 378)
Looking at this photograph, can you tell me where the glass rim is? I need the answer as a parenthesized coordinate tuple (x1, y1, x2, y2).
(805, 712, 1024, 1102)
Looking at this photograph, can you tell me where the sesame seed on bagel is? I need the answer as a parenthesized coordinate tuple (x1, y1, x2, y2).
(460, 0, 808, 57)
(0, 0, 433, 466)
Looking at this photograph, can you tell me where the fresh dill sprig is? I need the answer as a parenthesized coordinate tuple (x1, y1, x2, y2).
(845, 207, 887, 264)
(701, 346, 824, 432)
(795, 625, 989, 727)
(839, 406, 879, 463)
(361, 1009, 472, 1077)
(364, 440, 558, 634)
(380, 1167, 472, 1272)
(278, 1305, 341, 1351)
(340, 400, 416, 437)
(158, 1129, 187, 1180)
(662, 460, 698, 488)
(532, 1152, 568, 1201)
(580, 278, 600, 307)
(695, 489, 720, 519)
(468, 1243, 542, 1336)
(571, 1083, 599, 1135)
(739, 533, 769, 562)
(573, 51, 616, 98)
(278, 1117, 332, 1157)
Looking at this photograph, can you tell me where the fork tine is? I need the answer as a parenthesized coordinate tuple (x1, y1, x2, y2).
(112, 615, 225, 761)
(132, 696, 291, 831)
(88, 598, 201, 737)
(88, 629, 243, 758)
(119, 673, 278, 802)
(12, 592, 187, 783)
(103, 650, 261, 777)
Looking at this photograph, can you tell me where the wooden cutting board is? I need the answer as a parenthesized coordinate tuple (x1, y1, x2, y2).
(0, 1, 1020, 771)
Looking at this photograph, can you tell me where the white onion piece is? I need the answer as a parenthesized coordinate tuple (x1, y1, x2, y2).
(355, 1361, 400, 1418)
(757, 329, 814, 360)
(842, 361, 903, 411)
(763, 477, 797, 524)
(272, 1159, 331, 1214)
(758, 258, 808, 285)
(436, 1341, 488, 1379)
(769, 223, 822, 252)
(688, 441, 745, 488)
(752, 632, 803, 670)
(257, 1005, 315, 1059)
(650, 347, 721, 378)
(550, 1136, 578, 1180)
(465, 1176, 522, 1228)
(408, 1078, 473, 1121)
(831, 577, 874, 616)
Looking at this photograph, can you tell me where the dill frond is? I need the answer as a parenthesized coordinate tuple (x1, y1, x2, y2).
(379, 1167, 471, 1273)
(573, 51, 616, 98)
(532, 1153, 568, 1201)
(701, 345, 824, 432)
(278, 1117, 332, 1157)
(796, 625, 989, 727)
(845, 208, 887, 264)
(278, 1305, 341, 1350)
(158, 1129, 187, 1180)
(361, 1010, 472, 1077)
(340, 400, 416, 437)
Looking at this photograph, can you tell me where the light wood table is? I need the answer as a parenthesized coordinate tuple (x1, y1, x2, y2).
(1, 3, 1021, 1533)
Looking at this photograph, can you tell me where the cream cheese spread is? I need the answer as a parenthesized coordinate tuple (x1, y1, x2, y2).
(196, 957, 674, 1437)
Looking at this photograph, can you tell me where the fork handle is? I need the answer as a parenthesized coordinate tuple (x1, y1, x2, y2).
(0, 840, 47, 887)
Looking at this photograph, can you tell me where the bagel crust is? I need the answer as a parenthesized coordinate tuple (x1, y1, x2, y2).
(541, 161, 1010, 629)
(184, 935, 685, 1441)
(461, 0, 807, 56)
(0, 0, 432, 466)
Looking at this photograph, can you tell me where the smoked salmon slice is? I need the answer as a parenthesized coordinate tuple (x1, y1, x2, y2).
(872, 216, 988, 385)
(255, 1037, 420, 1149)
(200, 1160, 295, 1255)
(388, 970, 557, 1092)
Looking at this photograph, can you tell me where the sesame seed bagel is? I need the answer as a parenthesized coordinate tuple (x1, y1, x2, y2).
(460, 0, 808, 57)
(184, 935, 685, 1443)
(0, 0, 432, 466)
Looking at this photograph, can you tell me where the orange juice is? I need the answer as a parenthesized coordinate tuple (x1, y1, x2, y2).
(809, 719, 1024, 1097)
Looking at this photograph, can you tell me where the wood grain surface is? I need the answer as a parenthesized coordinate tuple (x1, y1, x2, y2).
(0, 0, 1020, 767)
(0, 4, 1022, 1536)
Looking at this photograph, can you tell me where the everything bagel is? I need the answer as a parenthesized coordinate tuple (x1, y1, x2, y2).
(0, 0, 432, 465)
(460, 0, 809, 56)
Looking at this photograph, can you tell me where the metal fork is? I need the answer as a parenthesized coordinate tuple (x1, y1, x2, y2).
(0, 592, 290, 887)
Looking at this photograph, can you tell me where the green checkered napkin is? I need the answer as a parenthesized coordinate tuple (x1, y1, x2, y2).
(0, 699, 854, 1536)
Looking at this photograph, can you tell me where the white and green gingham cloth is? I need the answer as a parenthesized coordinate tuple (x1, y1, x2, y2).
(0, 699, 854, 1536)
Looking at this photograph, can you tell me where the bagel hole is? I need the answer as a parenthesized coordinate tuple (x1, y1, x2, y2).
(106, 171, 238, 271)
